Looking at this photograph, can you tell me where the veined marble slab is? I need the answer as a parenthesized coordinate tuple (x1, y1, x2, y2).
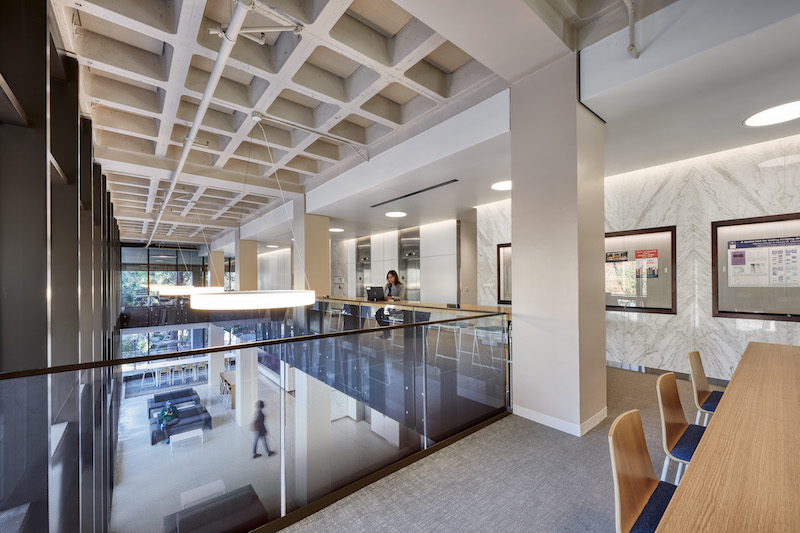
(606, 133, 800, 379)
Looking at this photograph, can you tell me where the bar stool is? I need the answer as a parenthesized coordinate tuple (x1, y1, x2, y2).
(170, 365, 185, 385)
(609, 409, 676, 533)
(156, 366, 170, 387)
(656, 372, 706, 484)
(141, 367, 156, 388)
(687, 351, 724, 427)
(196, 361, 208, 381)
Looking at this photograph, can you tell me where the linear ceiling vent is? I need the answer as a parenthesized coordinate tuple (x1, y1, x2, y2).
(370, 179, 459, 208)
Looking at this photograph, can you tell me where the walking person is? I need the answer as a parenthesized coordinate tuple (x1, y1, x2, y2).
(252, 400, 276, 458)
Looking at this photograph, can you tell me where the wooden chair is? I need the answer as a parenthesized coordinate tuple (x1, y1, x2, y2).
(609, 410, 677, 533)
(687, 351, 724, 426)
(656, 372, 706, 484)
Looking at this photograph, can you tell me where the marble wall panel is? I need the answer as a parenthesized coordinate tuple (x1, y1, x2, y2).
(477, 200, 511, 306)
(606, 133, 800, 379)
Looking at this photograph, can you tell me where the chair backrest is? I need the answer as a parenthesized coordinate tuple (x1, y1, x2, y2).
(656, 373, 689, 455)
(609, 409, 660, 533)
(687, 351, 711, 410)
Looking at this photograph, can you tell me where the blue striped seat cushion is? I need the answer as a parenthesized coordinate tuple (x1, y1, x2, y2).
(701, 390, 723, 412)
(630, 481, 677, 533)
(670, 424, 705, 462)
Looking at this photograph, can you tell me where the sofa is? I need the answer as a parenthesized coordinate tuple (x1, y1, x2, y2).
(147, 387, 200, 418)
(150, 404, 212, 445)
(162, 484, 268, 533)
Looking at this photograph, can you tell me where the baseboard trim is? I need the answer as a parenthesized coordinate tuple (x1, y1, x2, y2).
(579, 406, 607, 436)
(512, 405, 582, 436)
(606, 360, 730, 388)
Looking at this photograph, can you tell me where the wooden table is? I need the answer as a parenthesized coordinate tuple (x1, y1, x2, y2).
(656, 342, 800, 532)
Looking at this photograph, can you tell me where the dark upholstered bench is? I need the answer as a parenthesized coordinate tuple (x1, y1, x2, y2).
(147, 388, 200, 418)
(162, 484, 268, 533)
(150, 404, 212, 445)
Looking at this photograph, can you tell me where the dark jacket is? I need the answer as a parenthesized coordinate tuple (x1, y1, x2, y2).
(253, 409, 267, 435)
(158, 405, 178, 423)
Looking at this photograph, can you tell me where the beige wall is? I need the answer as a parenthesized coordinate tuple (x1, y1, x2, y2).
(510, 52, 606, 436)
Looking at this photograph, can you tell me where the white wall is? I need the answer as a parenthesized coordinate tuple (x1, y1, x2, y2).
(420, 220, 458, 303)
(370, 230, 398, 286)
(476, 199, 511, 306)
(606, 133, 800, 380)
(257, 249, 291, 290)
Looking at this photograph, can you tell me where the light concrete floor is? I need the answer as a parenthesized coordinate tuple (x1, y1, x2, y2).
(109, 370, 416, 532)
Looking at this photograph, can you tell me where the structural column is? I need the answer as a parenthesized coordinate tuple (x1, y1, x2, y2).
(510, 53, 607, 436)
(208, 250, 225, 287)
(292, 372, 331, 506)
(292, 198, 331, 295)
(235, 234, 258, 290)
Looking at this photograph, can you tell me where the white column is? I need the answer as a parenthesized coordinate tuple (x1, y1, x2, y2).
(235, 348, 259, 427)
(208, 324, 225, 392)
(510, 52, 607, 436)
(293, 372, 331, 506)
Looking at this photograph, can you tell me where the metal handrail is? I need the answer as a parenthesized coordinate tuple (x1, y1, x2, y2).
(0, 312, 508, 381)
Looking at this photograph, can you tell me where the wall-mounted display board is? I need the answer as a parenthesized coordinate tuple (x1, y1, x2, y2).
(712, 213, 800, 321)
(605, 226, 676, 314)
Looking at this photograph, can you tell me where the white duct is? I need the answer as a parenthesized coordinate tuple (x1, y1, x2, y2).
(146, 0, 253, 247)
(622, 0, 640, 59)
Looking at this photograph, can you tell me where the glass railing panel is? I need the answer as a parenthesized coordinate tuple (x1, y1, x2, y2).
(279, 336, 424, 514)
(112, 351, 282, 532)
(422, 314, 509, 443)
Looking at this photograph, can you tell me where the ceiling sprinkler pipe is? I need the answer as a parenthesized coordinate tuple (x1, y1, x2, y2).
(622, 0, 640, 59)
(147, 0, 253, 247)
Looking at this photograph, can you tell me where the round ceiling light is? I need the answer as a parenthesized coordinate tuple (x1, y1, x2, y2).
(744, 101, 800, 127)
(385, 211, 407, 218)
(491, 181, 512, 191)
(191, 290, 316, 310)
(329, 228, 344, 232)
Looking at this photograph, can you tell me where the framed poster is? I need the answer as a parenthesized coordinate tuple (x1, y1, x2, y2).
(605, 226, 677, 314)
(712, 213, 800, 321)
(497, 243, 511, 305)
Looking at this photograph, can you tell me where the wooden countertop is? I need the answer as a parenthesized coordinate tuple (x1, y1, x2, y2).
(656, 341, 800, 532)
(321, 296, 510, 316)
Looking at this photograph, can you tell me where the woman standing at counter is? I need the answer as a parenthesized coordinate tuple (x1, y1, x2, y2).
(383, 270, 405, 301)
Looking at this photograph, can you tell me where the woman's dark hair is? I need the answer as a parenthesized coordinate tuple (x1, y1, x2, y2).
(256, 400, 265, 409)
(386, 270, 402, 285)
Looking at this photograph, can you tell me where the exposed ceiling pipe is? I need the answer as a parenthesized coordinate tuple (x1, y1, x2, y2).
(146, 0, 253, 248)
(621, 0, 640, 59)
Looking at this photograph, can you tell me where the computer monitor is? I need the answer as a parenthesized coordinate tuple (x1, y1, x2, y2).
(366, 286, 385, 301)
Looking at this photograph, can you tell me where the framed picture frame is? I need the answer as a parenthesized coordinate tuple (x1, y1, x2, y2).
(497, 243, 511, 305)
(605, 226, 677, 314)
(712, 212, 800, 322)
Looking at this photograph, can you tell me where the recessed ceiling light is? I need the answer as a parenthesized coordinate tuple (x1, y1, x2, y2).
(744, 101, 800, 127)
(385, 211, 406, 218)
(266, 245, 278, 248)
(329, 228, 344, 232)
(491, 181, 512, 191)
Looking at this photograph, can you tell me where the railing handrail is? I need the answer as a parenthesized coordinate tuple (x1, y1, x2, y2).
(0, 312, 507, 381)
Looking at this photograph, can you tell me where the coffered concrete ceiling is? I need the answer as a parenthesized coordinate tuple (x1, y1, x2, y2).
(49, 0, 504, 245)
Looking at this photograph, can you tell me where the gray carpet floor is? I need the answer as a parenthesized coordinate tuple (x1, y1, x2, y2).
(282, 367, 698, 533)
